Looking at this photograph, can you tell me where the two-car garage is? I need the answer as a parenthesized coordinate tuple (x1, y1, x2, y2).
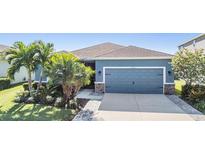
(104, 67, 164, 94)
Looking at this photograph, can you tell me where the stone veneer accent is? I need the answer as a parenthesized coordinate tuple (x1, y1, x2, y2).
(164, 84, 175, 95)
(95, 83, 175, 94)
(95, 82, 105, 93)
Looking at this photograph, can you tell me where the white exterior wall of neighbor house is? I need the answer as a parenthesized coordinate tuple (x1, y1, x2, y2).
(179, 34, 205, 51)
(0, 60, 34, 84)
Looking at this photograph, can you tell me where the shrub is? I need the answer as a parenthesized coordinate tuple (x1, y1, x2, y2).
(32, 82, 47, 90)
(23, 82, 46, 91)
(22, 83, 29, 91)
(0, 77, 10, 90)
(69, 99, 78, 110)
(181, 85, 205, 104)
(45, 95, 55, 105)
(54, 97, 64, 107)
(32, 82, 38, 90)
(194, 100, 205, 112)
(14, 91, 30, 103)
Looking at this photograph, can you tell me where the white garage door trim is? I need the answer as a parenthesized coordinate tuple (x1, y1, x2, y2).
(103, 66, 166, 93)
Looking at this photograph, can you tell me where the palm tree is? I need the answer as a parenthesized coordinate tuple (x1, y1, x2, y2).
(45, 52, 94, 105)
(34, 41, 54, 92)
(5, 42, 38, 94)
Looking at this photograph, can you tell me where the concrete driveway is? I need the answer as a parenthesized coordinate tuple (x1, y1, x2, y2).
(92, 93, 202, 121)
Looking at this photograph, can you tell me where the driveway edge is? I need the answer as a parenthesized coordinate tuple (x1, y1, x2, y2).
(166, 95, 205, 121)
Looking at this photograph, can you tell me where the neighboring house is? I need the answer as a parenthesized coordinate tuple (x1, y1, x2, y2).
(0, 44, 34, 84)
(178, 33, 205, 52)
(35, 42, 175, 94)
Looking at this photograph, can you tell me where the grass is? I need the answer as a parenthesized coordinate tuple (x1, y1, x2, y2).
(175, 80, 186, 95)
(0, 84, 77, 121)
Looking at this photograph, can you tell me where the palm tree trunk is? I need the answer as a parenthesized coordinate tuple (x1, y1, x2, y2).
(28, 70, 32, 96)
(36, 70, 43, 93)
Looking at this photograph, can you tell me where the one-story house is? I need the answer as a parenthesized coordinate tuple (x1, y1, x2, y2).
(35, 42, 175, 94)
(0, 44, 34, 84)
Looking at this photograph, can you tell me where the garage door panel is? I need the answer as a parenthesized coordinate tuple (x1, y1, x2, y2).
(105, 68, 163, 94)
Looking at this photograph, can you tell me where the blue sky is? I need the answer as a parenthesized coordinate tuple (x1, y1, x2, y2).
(0, 33, 199, 54)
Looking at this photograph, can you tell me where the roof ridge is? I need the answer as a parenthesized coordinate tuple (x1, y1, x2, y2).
(71, 42, 124, 53)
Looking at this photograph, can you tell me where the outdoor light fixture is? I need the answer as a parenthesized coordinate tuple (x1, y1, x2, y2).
(98, 70, 102, 75)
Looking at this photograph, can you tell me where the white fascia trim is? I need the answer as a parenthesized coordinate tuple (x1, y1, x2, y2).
(81, 57, 172, 61)
(102, 66, 166, 93)
(165, 83, 175, 85)
(94, 82, 104, 84)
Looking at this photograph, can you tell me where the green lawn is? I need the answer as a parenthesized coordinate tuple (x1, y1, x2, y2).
(0, 85, 77, 121)
(175, 80, 186, 95)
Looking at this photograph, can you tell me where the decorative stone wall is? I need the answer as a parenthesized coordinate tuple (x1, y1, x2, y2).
(95, 82, 105, 93)
(164, 84, 175, 95)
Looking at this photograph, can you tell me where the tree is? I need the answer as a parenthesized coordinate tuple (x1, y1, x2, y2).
(5, 42, 38, 94)
(172, 49, 205, 85)
(34, 41, 54, 92)
(45, 53, 94, 105)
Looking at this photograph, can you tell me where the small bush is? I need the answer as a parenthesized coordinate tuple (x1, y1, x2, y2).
(32, 82, 47, 90)
(54, 97, 64, 107)
(32, 82, 38, 90)
(22, 83, 29, 91)
(45, 95, 55, 105)
(14, 91, 30, 103)
(0, 77, 10, 90)
(69, 99, 78, 110)
(23, 82, 47, 91)
(194, 100, 205, 112)
(182, 85, 205, 104)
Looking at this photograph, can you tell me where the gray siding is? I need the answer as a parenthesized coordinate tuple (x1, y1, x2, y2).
(95, 59, 174, 83)
(179, 35, 205, 51)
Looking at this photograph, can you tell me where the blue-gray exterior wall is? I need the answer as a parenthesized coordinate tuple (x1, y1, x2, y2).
(95, 59, 174, 83)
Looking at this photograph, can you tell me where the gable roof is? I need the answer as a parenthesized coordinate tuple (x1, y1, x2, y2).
(72, 42, 125, 59)
(72, 42, 172, 60)
(95, 45, 172, 59)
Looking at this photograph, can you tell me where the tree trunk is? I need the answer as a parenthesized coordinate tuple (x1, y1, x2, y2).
(36, 70, 43, 93)
(62, 84, 72, 106)
(28, 70, 32, 96)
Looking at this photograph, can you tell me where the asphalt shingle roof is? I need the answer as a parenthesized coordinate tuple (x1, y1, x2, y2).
(96, 45, 172, 58)
(72, 42, 125, 59)
(72, 42, 172, 59)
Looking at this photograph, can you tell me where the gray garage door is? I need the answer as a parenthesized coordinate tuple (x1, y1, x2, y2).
(105, 68, 163, 94)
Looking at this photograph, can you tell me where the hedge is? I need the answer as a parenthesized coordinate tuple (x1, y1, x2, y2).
(0, 77, 11, 90)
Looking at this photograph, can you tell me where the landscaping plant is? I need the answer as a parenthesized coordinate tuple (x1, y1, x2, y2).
(34, 41, 54, 92)
(44, 52, 94, 107)
(4, 42, 39, 95)
(172, 49, 205, 104)
(172, 49, 205, 86)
